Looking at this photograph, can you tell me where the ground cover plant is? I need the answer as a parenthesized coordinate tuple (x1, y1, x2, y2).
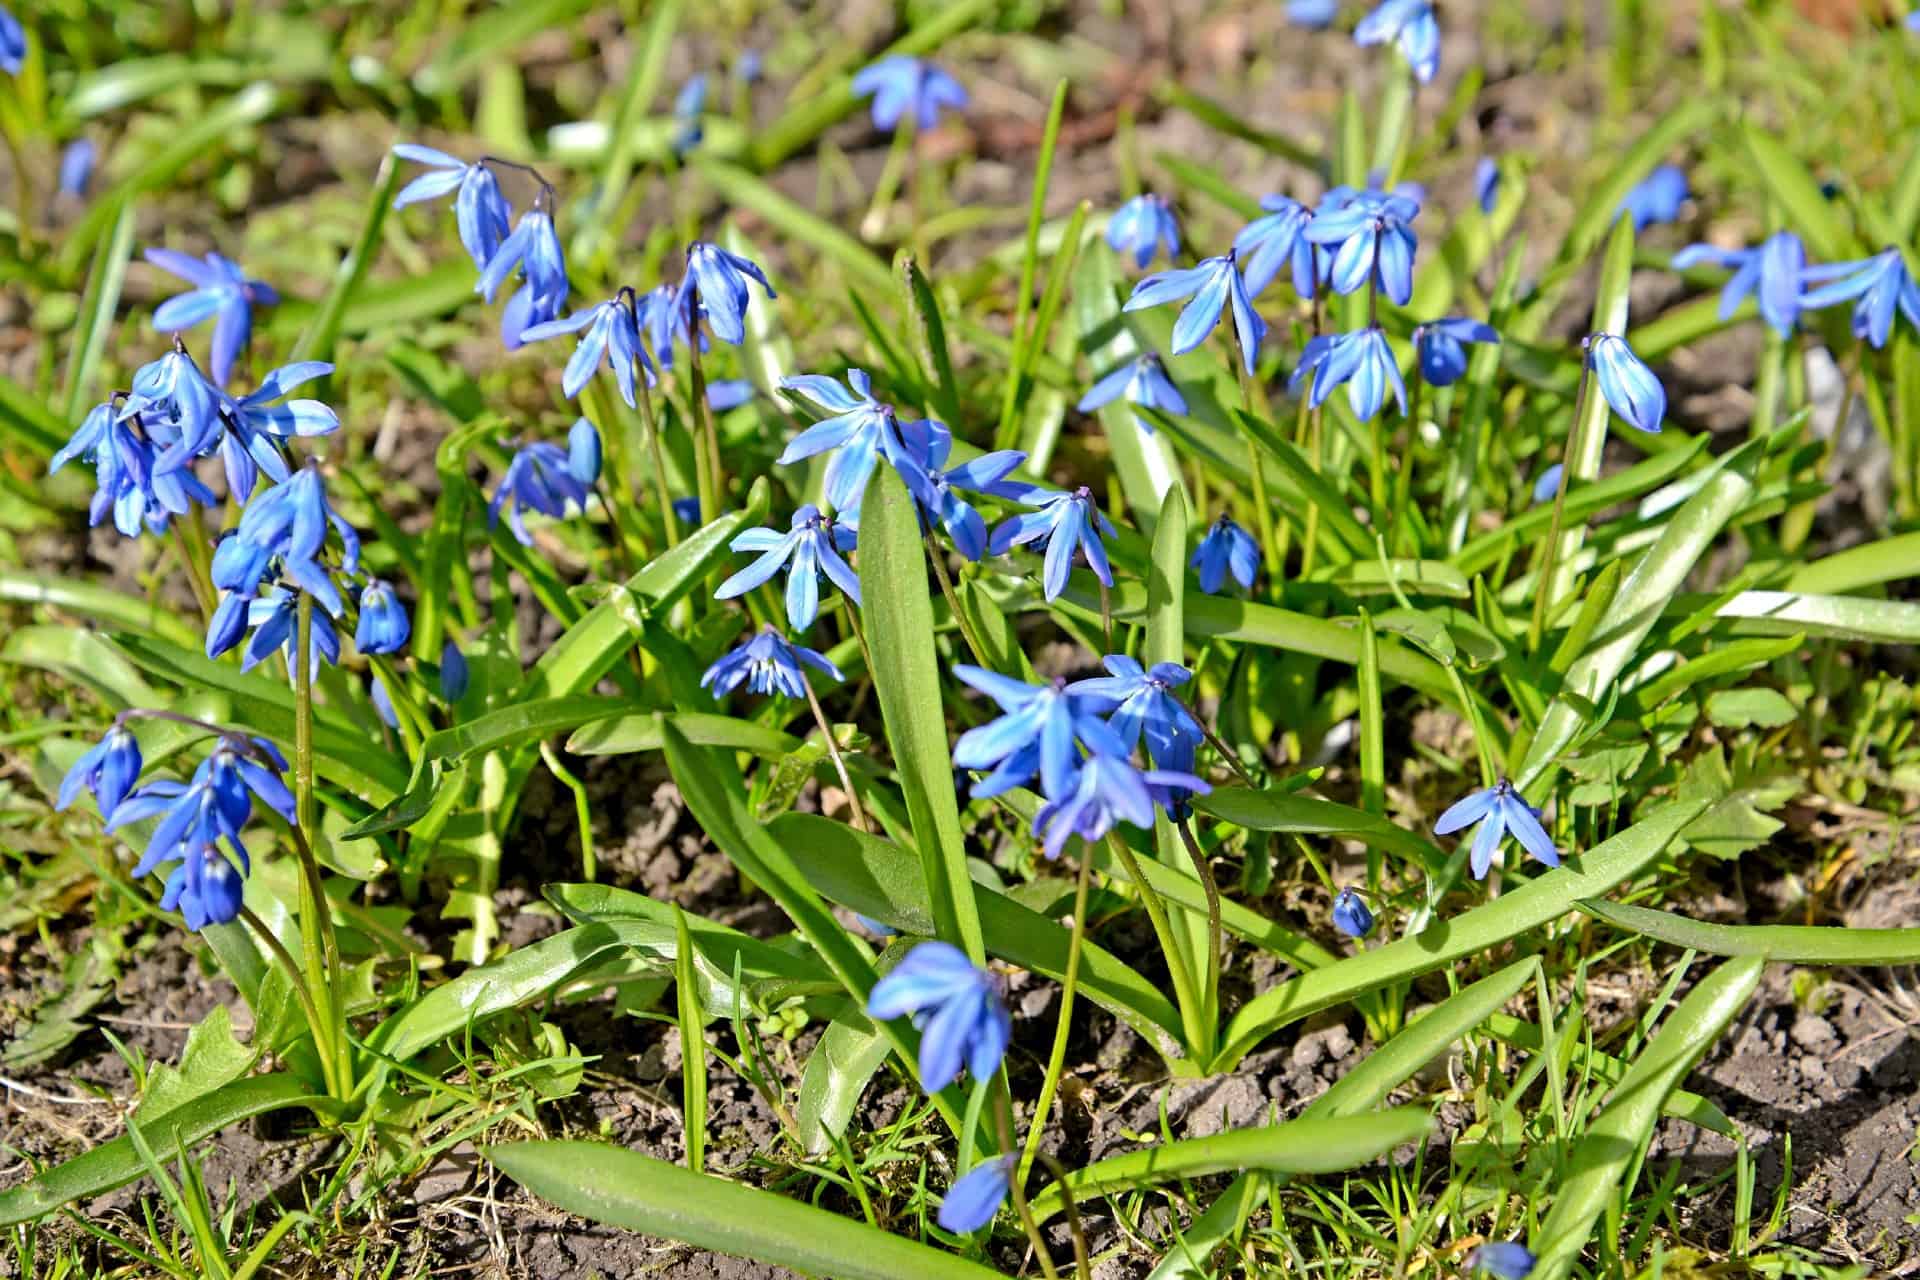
(2, 0, 1920, 1275)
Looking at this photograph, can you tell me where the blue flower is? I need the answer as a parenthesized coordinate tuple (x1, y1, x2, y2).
(1305, 187, 1420, 305)
(1123, 252, 1267, 374)
(171, 360, 339, 504)
(355, 579, 411, 656)
(1077, 354, 1188, 432)
(146, 250, 278, 388)
(851, 56, 968, 132)
(1585, 333, 1665, 434)
(1413, 317, 1499, 387)
(218, 465, 361, 612)
(242, 586, 342, 678)
(1531, 463, 1563, 505)
(392, 144, 513, 272)
(1616, 165, 1688, 232)
(950, 665, 1122, 800)
(672, 496, 703, 525)
(939, 1156, 1014, 1234)
(519, 295, 653, 408)
(714, 504, 860, 631)
(57, 725, 143, 817)
(1107, 194, 1180, 269)
(121, 347, 224, 459)
(1474, 157, 1500, 214)
(701, 627, 843, 699)
(1069, 656, 1203, 774)
(989, 485, 1117, 602)
(674, 241, 775, 346)
(1234, 195, 1318, 299)
(59, 138, 95, 198)
(1434, 778, 1559, 879)
(1192, 514, 1260, 594)
(479, 207, 569, 342)
(440, 641, 470, 702)
(53, 405, 216, 539)
(0, 6, 22, 75)
(371, 674, 399, 730)
(892, 418, 1024, 561)
(673, 74, 708, 155)
(866, 941, 1009, 1092)
(1332, 888, 1375, 939)
(637, 282, 702, 370)
(489, 440, 592, 547)
(737, 50, 764, 83)
(1799, 247, 1920, 349)
(708, 379, 755, 411)
(777, 369, 905, 513)
(1468, 1243, 1536, 1280)
(1672, 231, 1807, 337)
(567, 418, 602, 487)
(1290, 327, 1406, 421)
(1286, 0, 1340, 26)
(1031, 752, 1209, 859)
(1354, 0, 1440, 82)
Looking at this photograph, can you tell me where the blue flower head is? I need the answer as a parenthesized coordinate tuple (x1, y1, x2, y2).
(489, 440, 592, 547)
(1434, 778, 1559, 879)
(1474, 157, 1500, 214)
(479, 206, 569, 346)
(216, 464, 361, 615)
(989, 485, 1118, 602)
(1123, 251, 1267, 375)
(59, 138, 95, 198)
(355, 579, 411, 656)
(1413, 317, 1499, 387)
(146, 250, 278, 388)
(1291, 327, 1407, 421)
(1584, 333, 1665, 434)
(371, 674, 399, 730)
(714, 504, 860, 631)
(866, 941, 1009, 1093)
(121, 345, 223, 460)
(519, 294, 654, 408)
(567, 417, 602, 487)
(1107, 194, 1180, 269)
(1616, 165, 1688, 232)
(1286, 0, 1340, 26)
(1031, 752, 1209, 859)
(440, 640, 470, 702)
(637, 282, 703, 371)
(392, 144, 513, 272)
(950, 665, 1121, 800)
(673, 74, 708, 155)
(851, 56, 968, 132)
(708, 379, 755, 411)
(167, 359, 340, 504)
(1672, 231, 1807, 337)
(701, 627, 843, 700)
(1305, 186, 1421, 305)
(673, 242, 776, 347)
(1355, 0, 1440, 82)
(1235, 195, 1318, 299)
(939, 1156, 1014, 1234)
(672, 496, 703, 526)
(53, 402, 216, 539)
(1331, 888, 1375, 939)
(1069, 657, 1203, 775)
(1469, 1243, 1536, 1280)
(1077, 354, 1188, 432)
(1192, 514, 1260, 594)
(57, 724, 143, 817)
(0, 6, 23, 75)
(1531, 463, 1563, 505)
(1798, 246, 1920, 349)
(243, 586, 342, 678)
(892, 417, 1025, 561)
(777, 369, 904, 513)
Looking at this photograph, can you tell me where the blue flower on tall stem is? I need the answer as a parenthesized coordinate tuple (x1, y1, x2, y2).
(1069, 656, 1203, 774)
(950, 665, 1121, 800)
(1474, 157, 1500, 213)
(1123, 252, 1267, 374)
(57, 725, 143, 817)
(1584, 334, 1665, 434)
(145, 250, 278, 388)
(242, 586, 342, 677)
(1616, 165, 1688, 232)
(566, 418, 601, 486)
(1286, 0, 1339, 26)
(1413, 318, 1500, 387)
(0, 6, 23, 76)
(1531, 463, 1563, 505)
(892, 418, 1025, 561)
(59, 138, 95, 198)
(1434, 778, 1559, 879)
(866, 941, 1008, 1092)
(989, 485, 1117, 602)
(519, 294, 654, 408)
(1672, 231, 1807, 337)
(1798, 247, 1920, 349)
(1306, 187, 1420, 305)
(53, 405, 215, 539)
(1234, 195, 1318, 299)
(674, 242, 775, 346)
(714, 504, 860, 631)
(939, 1156, 1014, 1234)
(1332, 888, 1375, 939)
(1076, 354, 1188, 432)
(354, 580, 411, 656)
(1107, 194, 1180, 269)
(164, 360, 340, 504)
(776, 369, 904, 512)
(851, 56, 968, 132)
(488, 440, 592, 547)
(440, 641, 470, 702)
(672, 74, 708, 155)
(121, 345, 224, 458)
(637, 282, 702, 370)
(1354, 0, 1440, 82)
(1031, 752, 1209, 859)
(392, 144, 513, 271)
(701, 627, 843, 700)
(1192, 514, 1260, 594)
(219, 465, 362, 609)
(1291, 327, 1406, 420)
(708, 379, 755, 411)
(478, 207, 568, 332)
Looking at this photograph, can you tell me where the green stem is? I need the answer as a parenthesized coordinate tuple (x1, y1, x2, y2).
(239, 905, 337, 1097)
(292, 595, 353, 1099)
(996, 1090, 1061, 1280)
(1175, 817, 1223, 1027)
(1232, 344, 1279, 589)
(1018, 844, 1093, 1190)
(638, 376, 681, 546)
(1528, 361, 1594, 652)
(925, 532, 989, 667)
(801, 671, 869, 835)
(1105, 831, 1206, 1060)
(175, 509, 218, 624)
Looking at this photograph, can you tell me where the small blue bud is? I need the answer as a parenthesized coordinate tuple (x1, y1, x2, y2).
(440, 640, 469, 702)
(567, 418, 602, 487)
(1331, 888, 1375, 939)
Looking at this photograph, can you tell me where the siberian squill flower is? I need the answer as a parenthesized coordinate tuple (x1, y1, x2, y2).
(1069, 656, 1203, 774)
(851, 56, 967, 132)
(989, 485, 1117, 602)
(1192, 514, 1260, 594)
(1355, 0, 1440, 83)
(59, 138, 95, 198)
(243, 585, 342, 677)
(1468, 1243, 1536, 1280)
(939, 1156, 1014, 1234)
(189, 360, 340, 504)
(1031, 752, 1209, 859)
(637, 282, 702, 370)
(714, 504, 859, 631)
(777, 369, 904, 512)
(1672, 230, 1807, 337)
(519, 294, 653, 407)
(1798, 247, 1920, 349)
(701, 628, 843, 699)
(57, 725, 143, 817)
(892, 417, 1025, 561)
(1291, 327, 1406, 420)
(567, 418, 601, 486)
(1616, 165, 1688, 232)
(865, 941, 1009, 1092)
(1286, 0, 1339, 26)
(1107, 194, 1180, 269)
(121, 345, 223, 457)
(479, 206, 569, 346)
(672, 74, 707, 155)
(1332, 888, 1375, 939)
(1077, 354, 1187, 432)
(1531, 463, 1563, 505)
(216, 465, 361, 611)
(355, 580, 411, 656)
(489, 440, 592, 547)
(673, 241, 775, 345)
(1584, 333, 1665, 434)
(1235, 195, 1317, 299)
(1306, 186, 1420, 305)
(146, 250, 278, 387)
(708, 379, 755, 411)
(392, 144, 513, 271)
(0, 6, 23, 76)
(1123, 251, 1267, 374)
(1474, 157, 1500, 214)
(1434, 778, 1559, 879)
(950, 665, 1121, 800)
(52, 404, 213, 538)
(1413, 317, 1499, 387)
(440, 641, 469, 701)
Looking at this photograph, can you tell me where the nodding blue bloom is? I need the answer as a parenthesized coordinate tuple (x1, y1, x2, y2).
(166, 359, 339, 505)
(145, 250, 278, 388)
(674, 241, 775, 347)
(1069, 657, 1204, 775)
(1616, 165, 1688, 232)
(1123, 252, 1267, 374)
(1331, 888, 1375, 939)
(1468, 1243, 1536, 1280)
(1584, 333, 1665, 434)
(1077, 354, 1188, 432)
(54, 405, 216, 539)
(1355, 0, 1440, 82)
(519, 295, 653, 408)
(220, 465, 361, 613)
(1234, 195, 1317, 299)
(489, 440, 591, 547)
(59, 138, 95, 198)
(1672, 231, 1807, 337)
(1305, 187, 1420, 305)
(479, 207, 568, 325)
(1031, 752, 1210, 859)
(121, 346, 223, 458)
(1291, 327, 1406, 421)
(57, 725, 143, 817)
(851, 56, 968, 132)
(354, 579, 411, 656)
(1107, 194, 1180, 269)
(940, 1157, 1013, 1233)
(370, 673, 399, 730)
(1192, 514, 1260, 594)
(243, 586, 342, 678)
(1286, 0, 1340, 26)
(567, 418, 602, 487)
(1413, 317, 1500, 387)
(776, 369, 905, 513)
(672, 74, 707, 155)
(866, 941, 1009, 1092)
(392, 144, 513, 272)
(737, 50, 764, 83)
(440, 640, 469, 702)
(989, 485, 1118, 602)
(1798, 247, 1920, 349)
(1474, 157, 1500, 214)
(0, 6, 22, 76)
(636, 282, 703, 370)
(708, 379, 755, 411)
(700, 627, 843, 699)
(1530, 463, 1563, 505)
(950, 665, 1122, 800)
(892, 418, 1024, 562)
(1434, 778, 1559, 880)
(672, 496, 703, 525)
(714, 504, 860, 631)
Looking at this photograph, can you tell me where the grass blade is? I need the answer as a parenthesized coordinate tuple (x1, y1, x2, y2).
(1583, 899, 1920, 964)
(61, 197, 137, 422)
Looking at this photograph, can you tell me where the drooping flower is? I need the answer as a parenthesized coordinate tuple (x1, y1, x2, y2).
(1076, 354, 1188, 432)
(1290, 327, 1406, 421)
(950, 665, 1121, 800)
(480, 208, 569, 346)
(371, 673, 399, 730)
(1123, 252, 1267, 374)
(59, 138, 95, 198)
(1286, 0, 1340, 26)
(1616, 165, 1688, 232)
(1474, 157, 1500, 214)
(1434, 778, 1559, 879)
(939, 1156, 1014, 1234)
(1030, 752, 1209, 859)
(672, 74, 708, 155)
(1531, 463, 1563, 505)
(56, 725, 143, 817)
(637, 282, 702, 370)
(1107, 194, 1180, 269)
(1192, 514, 1260, 594)
(1413, 317, 1500, 387)
(1584, 333, 1665, 434)
(851, 56, 968, 132)
(989, 485, 1117, 602)
(167, 360, 340, 504)
(0, 6, 23, 76)
(391, 144, 513, 271)
(714, 504, 860, 631)
(1332, 888, 1375, 939)
(1305, 186, 1421, 305)
(242, 586, 343, 678)
(866, 941, 1009, 1092)
(1798, 247, 1920, 349)
(217, 465, 361, 613)
(1468, 1242, 1536, 1280)
(53, 404, 216, 539)
(440, 640, 470, 702)
(776, 369, 905, 512)
(567, 418, 602, 487)
(673, 241, 775, 346)
(145, 250, 278, 388)
(701, 627, 843, 699)
(355, 579, 411, 656)
(489, 440, 592, 547)
(120, 346, 223, 459)
(1068, 656, 1204, 774)
(707, 379, 755, 411)
(892, 417, 1025, 561)
(519, 295, 653, 407)
(1234, 195, 1318, 299)
(1354, 0, 1440, 82)
(1671, 230, 1807, 337)
(672, 496, 703, 526)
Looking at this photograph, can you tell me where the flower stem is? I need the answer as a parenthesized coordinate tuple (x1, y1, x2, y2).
(1198, 718, 1259, 788)
(637, 377, 681, 547)
(685, 339, 725, 522)
(239, 905, 338, 1098)
(1231, 341, 1279, 590)
(801, 672, 869, 835)
(995, 1090, 1060, 1280)
(924, 532, 989, 667)
(1105, 831, 1207, 1062)
(175, 509, 218, 624)
(1528, 360, 1593, 652)
(292, 594, 353, 1098)
(1034, 1149, 1093, 1280)
(1175, 817, 1223, 1022)
(1019, 843, 1092, 1189)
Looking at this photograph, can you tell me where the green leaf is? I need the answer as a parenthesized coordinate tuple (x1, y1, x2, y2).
(1702, 687, 1796, 729)
(421, 696, 632, 764)
(61, 197, 137, 422)
(1742, 127, 1857, 261)
(131, 1005, 255, 1122)
(567, 710, 802, 760)
(288, 156, 404, 370)
(2, 625, 157, 710)
(1712, 589, 1920, 645)
(488, 1141, 1007, 1280)
(673, 906, 708, 1173)
(0, 571, 200, 646)
(1192, 789, 1446, 873)
(1786, 530, 1920, 594)
(1482, 1013, 1733, 1134)
(1072, 244, 1188, 519)
(794, 1011, 893, 1158)
(411, 0, 596, 94)
(0, 372, 67, 458)
(1584, 899, 1920, 965)
(897, 252, 964, 428)
(568, 0, 681, 264)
